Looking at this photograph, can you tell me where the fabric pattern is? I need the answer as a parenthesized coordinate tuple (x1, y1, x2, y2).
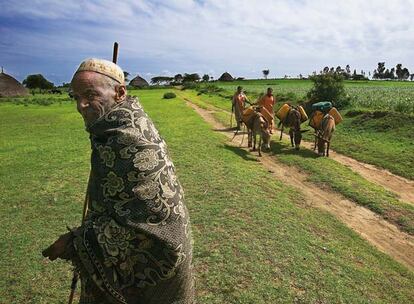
(72, 96, 194, 304)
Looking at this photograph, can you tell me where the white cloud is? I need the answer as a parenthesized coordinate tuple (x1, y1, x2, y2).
(1, 0, 414, 82)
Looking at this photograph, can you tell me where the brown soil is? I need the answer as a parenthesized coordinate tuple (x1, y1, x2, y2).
(185, 100, 414, 270)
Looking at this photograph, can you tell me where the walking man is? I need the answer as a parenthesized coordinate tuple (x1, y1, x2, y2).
(258, 87, 275, 133)
(232, 86, 248, 130)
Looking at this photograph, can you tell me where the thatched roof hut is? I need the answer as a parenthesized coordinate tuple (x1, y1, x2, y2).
(129, 75, 149, 88)
(0, 70, 29, 97)
(218, 72, 234, 82)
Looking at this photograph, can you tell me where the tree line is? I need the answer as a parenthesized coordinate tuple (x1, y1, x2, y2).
(150, 73, 211, 85)
(18, 61, 414, 92)
(373, 62, 412, 80)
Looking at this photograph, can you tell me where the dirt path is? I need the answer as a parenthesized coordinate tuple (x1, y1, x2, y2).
(298, 139, 414, 204)
(186, 100, 414, 270)
(185, 99, 414, 205)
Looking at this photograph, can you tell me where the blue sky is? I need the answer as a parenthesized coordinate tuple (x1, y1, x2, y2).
(1, 0, 414, 84)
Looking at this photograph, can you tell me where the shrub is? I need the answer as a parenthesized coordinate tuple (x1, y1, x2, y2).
(181, 82, 199, 90)
(394, 100, 413, 113)
(197, 84, 224, 95)
(163, 92, 176, 99)
(307, 73, 349, 109)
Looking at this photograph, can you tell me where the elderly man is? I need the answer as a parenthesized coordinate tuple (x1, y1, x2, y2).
(43, 58, 194, 304)
(257, 87, 275, 133)
(232, 86, 249, 130)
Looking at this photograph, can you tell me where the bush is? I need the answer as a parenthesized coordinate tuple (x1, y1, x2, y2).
(181, 82, 199, 90)
(395, 101, 413, 113)
(163, 92, 176, 99)
(307, 73, 349, 109)
(197, 84, 224, 95)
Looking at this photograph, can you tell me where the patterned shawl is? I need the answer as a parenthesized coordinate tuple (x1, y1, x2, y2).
(72, 96, 194, 304)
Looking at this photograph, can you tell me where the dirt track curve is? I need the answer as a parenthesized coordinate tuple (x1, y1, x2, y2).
(185, 99, 414, 271)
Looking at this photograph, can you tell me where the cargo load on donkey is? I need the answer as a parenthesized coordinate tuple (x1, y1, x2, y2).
(308, 101, 343, 157)
(276, 103, 309, 150)
(238, 106, 271, 156)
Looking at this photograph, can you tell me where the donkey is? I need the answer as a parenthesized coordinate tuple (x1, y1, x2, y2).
(316, 114, 335, 157)
(243, 110, 271, 157)
(278, 107, 308, 150)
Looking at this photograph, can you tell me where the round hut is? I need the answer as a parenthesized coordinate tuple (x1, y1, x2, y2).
(129, 75, 149, 88)
(0, 69, 29, 97)
(218, 72, 234, 82)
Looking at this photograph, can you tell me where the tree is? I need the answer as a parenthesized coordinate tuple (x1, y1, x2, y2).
(23, 74, 54, 90)
(307, 72, 349, 109)
(395, 64, 410, 80)
(150, 76, 173, 85)
(174, 74, 183, 83)
(183, 73, 200, 82)
(123, 71, 130, 82)
(410, 74, 414, 81)
(396, 64, 403, 80)
(389, 68, 396, 79)
(262, 69, 270, 79)
(375, 62, 386, 79)
(402, 68, 410, 80)
(345, 64, 351, 76)
(335, 66, 342, 74)
(202, 74, 210, 82)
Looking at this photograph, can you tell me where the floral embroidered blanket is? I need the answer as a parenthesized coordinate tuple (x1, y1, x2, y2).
(72, 96, 194, 304)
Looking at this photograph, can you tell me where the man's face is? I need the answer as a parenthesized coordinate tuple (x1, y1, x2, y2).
(71, 71, 118, 126)
(267, 89, 273, 96)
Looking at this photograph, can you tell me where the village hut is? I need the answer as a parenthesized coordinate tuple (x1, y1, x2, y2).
(0, 69, 29, 97)
(129, 75, 149, 88)
(218, 72, 234, 82)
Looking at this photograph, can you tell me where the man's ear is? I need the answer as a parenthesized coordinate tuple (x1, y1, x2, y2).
(115, 85, 127, 102)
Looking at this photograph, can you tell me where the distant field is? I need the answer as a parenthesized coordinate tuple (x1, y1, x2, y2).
(210, 79, 414, 113)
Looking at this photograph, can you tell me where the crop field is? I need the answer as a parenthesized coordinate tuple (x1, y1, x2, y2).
(211, 79, 414, 113)
(1, 89, 414, 303)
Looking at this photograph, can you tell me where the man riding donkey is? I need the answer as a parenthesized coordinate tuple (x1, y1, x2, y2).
(43, 58, 194, 304)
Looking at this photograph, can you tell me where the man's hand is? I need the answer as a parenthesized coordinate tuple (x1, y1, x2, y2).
(42, 231, 74, 261)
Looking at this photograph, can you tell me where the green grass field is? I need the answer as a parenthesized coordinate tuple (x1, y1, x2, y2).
(1, 89, 414, 303)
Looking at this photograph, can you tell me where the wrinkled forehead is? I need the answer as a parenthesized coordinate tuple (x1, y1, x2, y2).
(71, 71, 108, 92)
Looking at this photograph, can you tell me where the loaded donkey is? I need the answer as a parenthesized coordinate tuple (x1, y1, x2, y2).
(239, 106, 271, 157)
(278, 106, 308, 150)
